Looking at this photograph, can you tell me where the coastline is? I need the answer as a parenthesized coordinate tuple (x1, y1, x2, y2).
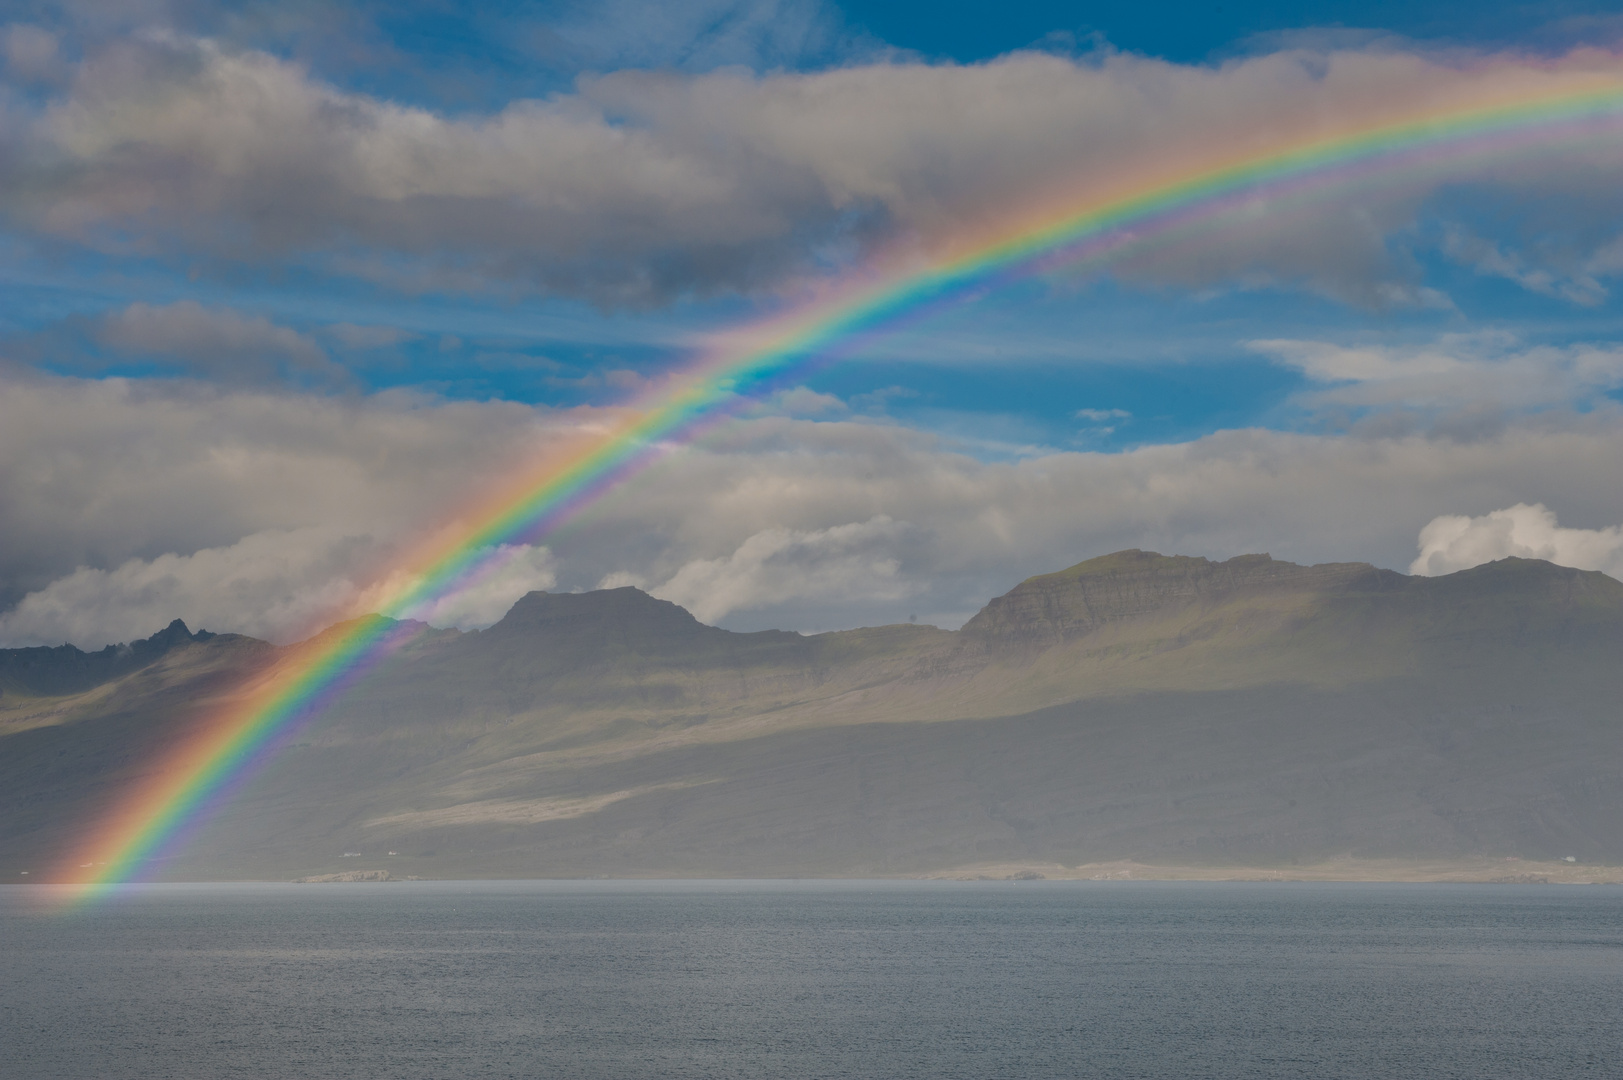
(919, 857, 1623, 884)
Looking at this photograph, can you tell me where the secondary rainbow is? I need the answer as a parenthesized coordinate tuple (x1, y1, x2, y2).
(54, 67, 1623, 894)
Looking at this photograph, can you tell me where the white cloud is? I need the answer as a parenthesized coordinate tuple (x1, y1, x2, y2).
(1253, 338, 1468, 383)
(649, 516, 915, 623)
(96, 301, 341, 384)
(396, 544, 557, 630)
(0, 371, 561, 605)
(1411, 503, 1623, 580)
(0, 527, 386, 647)
(1441, 226, 1608, 306)
(0, 523, 556, 648)
(576, 411, 1623, 628)
(758, 386, 849, 417)
(4, 371, 1623, 638)
(1250, 335, 1623, 415)
(5, 36, 1623, 300)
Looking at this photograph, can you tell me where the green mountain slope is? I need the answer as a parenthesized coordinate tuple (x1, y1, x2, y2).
(4, 551, 1621, 881)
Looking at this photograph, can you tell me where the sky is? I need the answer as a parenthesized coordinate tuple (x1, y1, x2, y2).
(2, 0, 1623, 647)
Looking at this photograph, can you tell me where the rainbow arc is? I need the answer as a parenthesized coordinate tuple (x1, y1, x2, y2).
(55, 68, 1623, 896)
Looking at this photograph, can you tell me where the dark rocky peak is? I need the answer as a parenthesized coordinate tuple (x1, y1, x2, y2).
(960, 549, 1394, 647)
(132, 618, 213, 657)
(490, 587, 714, 638)
(0, 618, 217, 697)
(481, 587, 726, 655)
(475, 587, 807, 668)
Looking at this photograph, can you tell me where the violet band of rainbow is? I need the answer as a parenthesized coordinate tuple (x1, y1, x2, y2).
(57, 74, 1623, 896)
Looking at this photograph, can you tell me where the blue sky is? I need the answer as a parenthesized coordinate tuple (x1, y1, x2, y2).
(850, 0, 1623, 61)
(3, 0, 1623, 644)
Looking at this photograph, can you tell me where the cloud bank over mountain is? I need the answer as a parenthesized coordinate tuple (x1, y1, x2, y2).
(2, 366, 1620, 645)
(1413, 503, 1623, 580)
(0, 527, 385, 648)
(647, 516, 916, 624)
(0, 525, 560, 649)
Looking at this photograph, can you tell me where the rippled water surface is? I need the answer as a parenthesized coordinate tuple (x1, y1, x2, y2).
(3, 880, 1620, 1079)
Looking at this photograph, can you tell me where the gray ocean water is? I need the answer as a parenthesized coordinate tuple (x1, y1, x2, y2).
(2, 880, 1620, 1079)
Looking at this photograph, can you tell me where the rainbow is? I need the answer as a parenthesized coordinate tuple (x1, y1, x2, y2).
(54, 67, 1623, 894)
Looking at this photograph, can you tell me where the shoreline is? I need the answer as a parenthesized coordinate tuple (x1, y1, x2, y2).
(918, 857, 1623, 884)
(11, 856, 1623, 887)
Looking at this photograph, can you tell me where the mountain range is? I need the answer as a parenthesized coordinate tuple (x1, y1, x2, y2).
(4, 550, 1621, 882)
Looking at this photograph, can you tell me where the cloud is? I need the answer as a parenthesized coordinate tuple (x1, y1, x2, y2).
(9, 301, 362, 388)
(0, 527, 386, 647)
(324, 323, 416, 350)
(4, 371, 1623, 636)
(0, 523, 557, 647)
(395, 544, 557, 630)
(753, 386, 849, 417)
(1411, 503, 1623, 579)
(2, 24, 66, 84)
(1253, 338, 1466, 383)
(530, 0, 865, 74)
(648, 515, 914, 623)
(1250, 335, 1623, 418)
(0, 371, 558, 608)
(91, 301, 343, 384)
(4, 35, 1623, 301)
(572, 410, 1623, 628)
(1441, 225, 1607, 306)
(596, 570, 648, 591)
(1075, 407, 1131, 438)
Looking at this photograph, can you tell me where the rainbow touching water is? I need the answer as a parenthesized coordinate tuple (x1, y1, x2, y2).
(53, 67, 1623, 895)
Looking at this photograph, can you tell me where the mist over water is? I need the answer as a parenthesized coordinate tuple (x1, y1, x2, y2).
(3, 881, 1620, 1079)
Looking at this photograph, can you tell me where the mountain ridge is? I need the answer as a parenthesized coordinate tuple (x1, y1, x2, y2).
(0, 619, 221, 698)
(9, 550, 1622, 686)
(3, 550, 1621, 882)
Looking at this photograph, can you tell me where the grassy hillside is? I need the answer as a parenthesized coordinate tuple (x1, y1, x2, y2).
(4, 551, 1621, 881)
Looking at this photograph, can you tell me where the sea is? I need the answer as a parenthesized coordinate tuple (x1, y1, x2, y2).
(3, 880, 1619, 1079)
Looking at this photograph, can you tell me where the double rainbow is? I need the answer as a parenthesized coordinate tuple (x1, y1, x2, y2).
(55, 66, 1623, 893)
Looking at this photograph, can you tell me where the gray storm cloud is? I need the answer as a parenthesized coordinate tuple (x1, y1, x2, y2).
(4, 34, 1622, 301)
